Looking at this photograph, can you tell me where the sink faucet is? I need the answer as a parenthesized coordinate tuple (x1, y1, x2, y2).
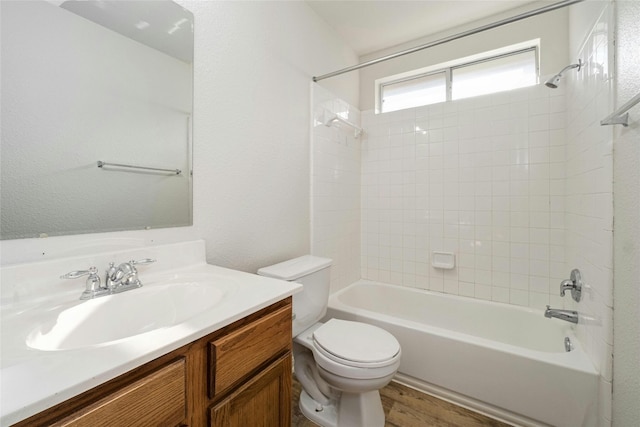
(62, 258, 156, 300)
(105, 258, 156, 291)
(544, 305, 579, 324)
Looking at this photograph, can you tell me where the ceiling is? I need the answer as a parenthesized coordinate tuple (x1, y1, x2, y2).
(48, 0, 193, 63)
(306, 0, 540, 56)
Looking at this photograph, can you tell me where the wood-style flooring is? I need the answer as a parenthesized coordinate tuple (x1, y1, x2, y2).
(292, 379, 512, 427)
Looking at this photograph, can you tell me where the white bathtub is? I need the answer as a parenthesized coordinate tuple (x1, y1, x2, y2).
(326, 281, 598, 427)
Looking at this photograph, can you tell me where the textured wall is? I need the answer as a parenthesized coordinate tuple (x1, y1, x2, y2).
(179, 0, 358, 273)
(612, 0, 640, 424)
(0, 1, 359, 270)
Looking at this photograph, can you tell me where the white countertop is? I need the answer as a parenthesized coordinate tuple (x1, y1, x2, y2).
(0, 241, 301, 426)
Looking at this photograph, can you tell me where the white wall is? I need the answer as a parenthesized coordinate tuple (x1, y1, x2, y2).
(359, 84, 568, 308)
(311, 85, 361, 293)
(180, 0, 358, 272)
(358, 2, 569, 111)
(566, 1, 614, 425)
(0, 1, 359, 273)
(1, 1, 191, 238)
(612, 0, 640, 424)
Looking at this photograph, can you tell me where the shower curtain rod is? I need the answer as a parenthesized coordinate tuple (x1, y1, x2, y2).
(312, 0, 584, 82)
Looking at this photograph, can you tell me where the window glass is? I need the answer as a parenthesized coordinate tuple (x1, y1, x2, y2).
(451, 49, 537, 100)
(381, 72, 446, 113)
(376, 46, 539, 113)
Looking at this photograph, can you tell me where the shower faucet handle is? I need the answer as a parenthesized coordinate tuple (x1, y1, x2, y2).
(559, 269, 582, 302)
(560, 280, 574, 295)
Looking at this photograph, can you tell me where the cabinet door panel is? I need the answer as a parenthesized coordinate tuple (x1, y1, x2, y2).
(209, 304, 291, 397)
(52, 359, 186, 427)
(210, 353, 292, 427)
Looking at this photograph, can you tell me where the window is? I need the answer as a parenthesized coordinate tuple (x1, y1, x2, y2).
(451, 49, 537, 100)
(378, 45, 538, 113)
(380, 71, 446, 112)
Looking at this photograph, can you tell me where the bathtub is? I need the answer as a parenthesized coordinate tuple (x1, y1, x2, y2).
(326, 281, 598, 427)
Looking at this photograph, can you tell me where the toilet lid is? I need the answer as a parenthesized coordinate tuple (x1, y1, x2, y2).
(312, 319, 400, 365)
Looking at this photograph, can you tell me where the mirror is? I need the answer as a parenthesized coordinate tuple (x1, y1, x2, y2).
(0, 0, 194, 240)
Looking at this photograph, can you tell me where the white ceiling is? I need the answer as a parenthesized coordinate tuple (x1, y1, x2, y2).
(53, 0, 193, 63)
(306, 0, 540, 56)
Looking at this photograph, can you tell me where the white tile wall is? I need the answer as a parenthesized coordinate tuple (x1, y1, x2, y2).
(566, 4, 614, 425)
(311, 84, 361, 293)
(360, 84, 567, 309)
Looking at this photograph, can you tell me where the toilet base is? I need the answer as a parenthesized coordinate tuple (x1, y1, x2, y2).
(299, 389, 385, 427)
(300, 390, 338, 427)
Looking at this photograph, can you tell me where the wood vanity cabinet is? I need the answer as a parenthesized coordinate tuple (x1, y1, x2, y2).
(13, 298, 292, 427)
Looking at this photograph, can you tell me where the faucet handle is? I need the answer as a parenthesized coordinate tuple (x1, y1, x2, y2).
(560, 279, 574, 296)
(559, 268, 583, 302)
(61, 266, 99, 280)
(129, 258, 156, 265)
(130, 258, 156, 266)
(61, 267, 105, 300)
(115, 259, 155, 288)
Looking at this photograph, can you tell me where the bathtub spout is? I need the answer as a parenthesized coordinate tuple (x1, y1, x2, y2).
(545, 305, 578, 324)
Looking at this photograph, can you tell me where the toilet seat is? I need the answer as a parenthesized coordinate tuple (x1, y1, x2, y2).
(313, 319, 400, 367)
(310, 319, 401, 379)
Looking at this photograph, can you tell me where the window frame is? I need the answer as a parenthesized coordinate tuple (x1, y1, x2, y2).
(377, 44, 540, 114)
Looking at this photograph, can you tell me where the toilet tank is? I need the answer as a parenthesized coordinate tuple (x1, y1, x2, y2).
(257, 255, 332, 336)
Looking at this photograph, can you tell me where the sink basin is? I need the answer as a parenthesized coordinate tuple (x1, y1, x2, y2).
(26, 275, 234, 351)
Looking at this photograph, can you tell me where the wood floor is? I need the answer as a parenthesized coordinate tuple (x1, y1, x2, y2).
(292, 379, 512, 427)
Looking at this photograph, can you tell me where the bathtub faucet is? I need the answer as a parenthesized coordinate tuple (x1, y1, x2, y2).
(544, 305, 578, 324)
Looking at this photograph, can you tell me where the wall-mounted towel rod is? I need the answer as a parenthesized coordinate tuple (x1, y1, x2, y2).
(324, 114, 363, 138)
(97, 161, 182, 175)
(600, 92, 640, 127)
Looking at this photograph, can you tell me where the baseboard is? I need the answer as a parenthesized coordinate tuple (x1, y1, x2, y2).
(392, 373, 549, 427)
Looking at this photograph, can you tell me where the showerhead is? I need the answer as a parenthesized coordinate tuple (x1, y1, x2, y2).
(545, 59, 583, 88)
(545, 74, 562, 89)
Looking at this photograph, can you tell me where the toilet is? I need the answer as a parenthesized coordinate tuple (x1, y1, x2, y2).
(258, 256, 401, 427)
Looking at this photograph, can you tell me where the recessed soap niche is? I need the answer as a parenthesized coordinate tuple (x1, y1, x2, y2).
(431, 251, 455, 270)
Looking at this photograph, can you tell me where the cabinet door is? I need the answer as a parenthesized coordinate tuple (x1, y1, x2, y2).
(209, 304, 291, 398)
(52, 358, 186, 427)
(209, 353, 291, 427)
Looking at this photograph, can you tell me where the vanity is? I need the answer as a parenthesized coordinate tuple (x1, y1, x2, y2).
(0, 241, 301, 426)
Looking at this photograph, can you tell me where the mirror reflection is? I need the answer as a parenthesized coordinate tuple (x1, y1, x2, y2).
(0, 0, 194, 240)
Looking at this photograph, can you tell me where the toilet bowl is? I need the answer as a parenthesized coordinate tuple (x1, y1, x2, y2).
(257, 256, 401, 427)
